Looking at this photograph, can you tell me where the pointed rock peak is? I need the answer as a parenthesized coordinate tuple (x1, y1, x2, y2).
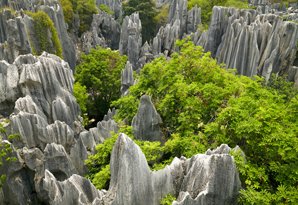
(121, 61, 134, 95)
(132, 95, 163, 142)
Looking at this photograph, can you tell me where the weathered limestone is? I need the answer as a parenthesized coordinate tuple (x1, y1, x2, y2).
(81, 11, 121, 53)
(119, 12, 142, 69)
(132, 95, 163, 142)
(121, 61, 134, 96)
(105, 134, 241, 205)
(196, 6, 298, 80)
(152, 0, 202, 56)
(0, 1, 76, 69)
(37, 1, 76, 69)
(42, 170, 105, 205)
(0, 53, 90, 204)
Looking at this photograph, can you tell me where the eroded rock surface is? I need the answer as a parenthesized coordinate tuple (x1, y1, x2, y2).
(105, 134, 241, 205)
(196, 6, 298, 80)
(119, 12, 142, 69)
(132, 95, 163, 142)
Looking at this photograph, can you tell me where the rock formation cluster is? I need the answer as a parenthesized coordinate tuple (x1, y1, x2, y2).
(0, 0, 297, 204)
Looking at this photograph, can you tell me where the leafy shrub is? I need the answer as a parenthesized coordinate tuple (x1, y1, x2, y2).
(60, 0, 74, 26)
(99, 4, 114, 15)
(60, 0, 97, 34)
(0, 123, 18, 187)
(74, 47, 127, 123)
(160, 194, 176, 205)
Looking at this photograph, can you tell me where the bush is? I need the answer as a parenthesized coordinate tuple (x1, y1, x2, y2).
(160, 194, 176, 205)
(60, 0, 74, 26)
(74, 47, 127, 123)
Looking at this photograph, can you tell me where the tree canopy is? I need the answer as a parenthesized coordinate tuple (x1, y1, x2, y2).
(74, 47, 127, 124)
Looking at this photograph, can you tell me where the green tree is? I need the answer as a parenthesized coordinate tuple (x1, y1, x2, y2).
(75, 47, 127, 123)
(60, 0, 97, 34)
(123, 0, 158, 43)
(74, 0, 98, 34)
(60, 0, 74, 26)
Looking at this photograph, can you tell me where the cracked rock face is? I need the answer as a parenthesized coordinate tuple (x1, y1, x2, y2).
(105, 134, 241, 205)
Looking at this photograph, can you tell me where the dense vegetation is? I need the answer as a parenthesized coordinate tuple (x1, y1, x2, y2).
(27, 11, 63, 58)
(74, 47, 127, 124)
(60, 0, 98, 34)
(86, 40, 298, 204)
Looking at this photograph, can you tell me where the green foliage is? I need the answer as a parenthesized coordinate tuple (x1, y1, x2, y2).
(27, 11, 63, 58)
(0, 123, 17, 187)
(60, 0, 74, 26)
(160, 194, 176, 205)
(60, 0, 97, 34)
(75, 47, 127, 122)
(154, 4, 169, 29)
(74, 0, 98, 34)
(111, 40, 298, 203)
(85, 134, 117, 189)
(123, 0, 158, 43)
(99, 4, 114, 15)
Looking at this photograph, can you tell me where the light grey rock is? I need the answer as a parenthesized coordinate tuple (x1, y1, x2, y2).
(44, 143, 78, 181)
(168, 0, 188, 37)
(121, 61, 134, 96)
(187, 5, 201, 34)
(105, 134, 241, 205)
(199, 6, 298, 81)
(0, 141, 44, 205)
(106, 134, 177, 205)
(151, 1, 201, 57)
(96, 0, 122, 19)
(0, 10, 33, 64)
(132, 95, 163, 142)
(137, 41, 154, 70)
(81, 11, 121, 53)
(119, 13, 142, 70)
(0, 1, 77, 70)
(42, 170, 105, 205)
(173, 144, 241, 205)
(37, 2, 76, 69)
